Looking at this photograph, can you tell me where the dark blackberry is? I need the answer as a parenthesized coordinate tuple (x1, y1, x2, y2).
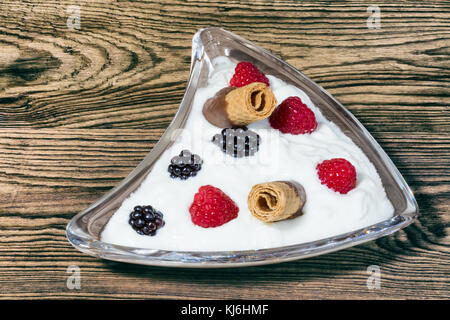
(212, 127, 260, 158)
(168, 150, 203, 180)
(129, 205, 165, 236)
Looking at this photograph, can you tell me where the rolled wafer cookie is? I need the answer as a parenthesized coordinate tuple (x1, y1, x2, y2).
(203, 82, 277, 128)
(248, 181, 306, 222)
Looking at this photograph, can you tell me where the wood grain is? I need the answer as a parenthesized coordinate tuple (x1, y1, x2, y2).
(0, 0, 449, 299)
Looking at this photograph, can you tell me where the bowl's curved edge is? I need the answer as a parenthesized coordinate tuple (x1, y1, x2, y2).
(65, 28, 206, 259)
(67, 214, 417, 268)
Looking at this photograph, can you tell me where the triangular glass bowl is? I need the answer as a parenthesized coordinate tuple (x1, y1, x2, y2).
(66, 27, 419, 267)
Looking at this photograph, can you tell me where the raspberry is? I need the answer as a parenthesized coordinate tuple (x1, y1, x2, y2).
(316, 158, 357, 194)
(269, 96, 317, 134)
(189, 185, 239, 228)
(229, 62, 270, 87)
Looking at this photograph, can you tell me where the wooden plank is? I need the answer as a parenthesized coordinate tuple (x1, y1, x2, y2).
(0, 0, 448, 299)
(0, 129, 448, 299)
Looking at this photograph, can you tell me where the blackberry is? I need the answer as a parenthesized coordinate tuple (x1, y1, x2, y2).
(168, 150, 203, 180)
(212, 127, 260, 158)
(129, 205, 165, 236)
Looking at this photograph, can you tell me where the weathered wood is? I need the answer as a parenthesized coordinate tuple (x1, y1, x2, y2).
(0, 0, 448, 299)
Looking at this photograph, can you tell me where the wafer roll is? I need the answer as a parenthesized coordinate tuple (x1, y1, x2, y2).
(248, 181, 306, 222)
(203, 82, 277, 128)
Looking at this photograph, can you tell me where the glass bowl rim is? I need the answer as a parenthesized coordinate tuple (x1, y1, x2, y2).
(66, 27, 419, 268)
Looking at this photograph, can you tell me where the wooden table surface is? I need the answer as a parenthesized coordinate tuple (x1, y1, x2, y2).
(0, 0, 448, 299)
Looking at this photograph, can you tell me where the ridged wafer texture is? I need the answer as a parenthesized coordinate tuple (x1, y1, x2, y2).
(224, 82, 277, 126)
(248, 181, 306, 222)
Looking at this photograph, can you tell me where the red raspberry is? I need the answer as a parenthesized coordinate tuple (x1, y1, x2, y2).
(229, 62, 270, 87)
(269, 96, 317, 134)
(316, 158, 357, 194)
(189, 185, 239, 228)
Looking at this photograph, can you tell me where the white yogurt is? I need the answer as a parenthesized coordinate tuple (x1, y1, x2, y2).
(101, 57, 394, 251)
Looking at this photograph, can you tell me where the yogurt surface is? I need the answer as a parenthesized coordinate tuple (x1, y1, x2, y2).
(101, 57, 394, 251)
